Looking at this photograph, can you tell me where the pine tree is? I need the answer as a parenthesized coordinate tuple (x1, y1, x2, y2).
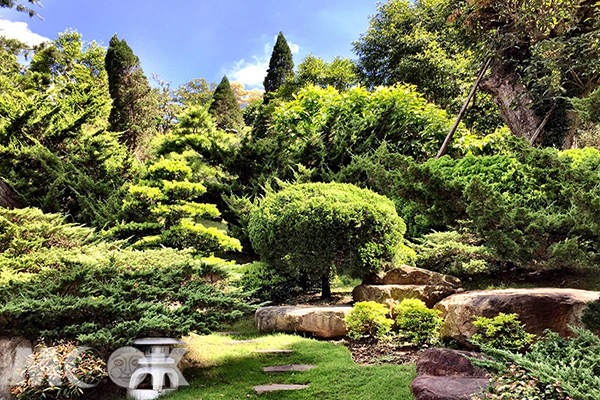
(263, 32, 294, 95)
(105, 34, 158, 155)
(208, 75, 244, 131)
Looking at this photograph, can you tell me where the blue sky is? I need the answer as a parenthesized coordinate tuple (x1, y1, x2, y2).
(0, 0, 378, 90)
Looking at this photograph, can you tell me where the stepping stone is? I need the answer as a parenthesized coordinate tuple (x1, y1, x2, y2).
(225, 339, 263, 345)
(216, 331, 241, 336)
(252, 349, 293, 354)
(253, 384, 309, 394)
(263, 364, 317, 373)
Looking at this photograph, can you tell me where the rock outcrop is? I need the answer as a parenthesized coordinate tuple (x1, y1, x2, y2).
(255, 306, 352, 338)
(435, 288, 600, 346)
(354, 265, 462, 306)
(411, 348, 490, 400)
(353, 284, 457, 307)
(1, 337, 33, 400)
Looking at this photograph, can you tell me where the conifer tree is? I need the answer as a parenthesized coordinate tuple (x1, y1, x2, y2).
(208, 76, 244, 131)
(105, 34, 158, 155)
(263, 32, 294, 95)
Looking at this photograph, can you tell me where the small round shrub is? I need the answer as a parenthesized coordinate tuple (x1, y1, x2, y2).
(248, 182, 407, 297)
(345, 301, 394, 340)
(393, 298, 442, 346)
(471, 313, 536, 352)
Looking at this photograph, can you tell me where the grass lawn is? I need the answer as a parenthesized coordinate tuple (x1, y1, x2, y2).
(161, 319, 416, 400)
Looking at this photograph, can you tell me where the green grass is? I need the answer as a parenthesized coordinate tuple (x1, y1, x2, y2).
(160, 320, 415, 400)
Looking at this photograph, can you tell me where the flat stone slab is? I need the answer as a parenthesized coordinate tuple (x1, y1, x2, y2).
(225, 339, 264, 345)
(255, 306, 352, 338)
(133, 337, 185, 346)
(253, 384, 309, 394)
(252, 349, 293, 354)
(263, 364, 317, 373)
(364, 265, 462, 288)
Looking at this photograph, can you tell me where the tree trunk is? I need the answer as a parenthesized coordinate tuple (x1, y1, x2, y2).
(0, 180, 19, 209)
(479, 65, 542, 143)
(321, 269, 331, 299)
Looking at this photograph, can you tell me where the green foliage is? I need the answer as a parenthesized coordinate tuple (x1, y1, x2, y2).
(581, 299, 600, 334)
(337, 144, 600, 275)
(238, 261, 300, 303)
(472, 327, 600, 400)
(263, 32, 295, 95)
(248, 182, 407, 296)
(110, 157, 241, 256)
(345, 301, 394, 340)
(472, 364, 572, 400)
(0, 30, 131, 228)
(278, 54, 358, 98)
(0, 207, 253, 350)
(10, 342, 106, 400)
(105, 34, 158, 154)
(415, 231, 496, 277)
(353, 0, 503, 134)
(208, 76, 244, 131)
(471, 313, 535, 352)
(0, 0, 41, 17)
(392, 298, 441, 346)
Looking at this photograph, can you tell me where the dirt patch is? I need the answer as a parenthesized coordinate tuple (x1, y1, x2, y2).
(337, 336, 425, 366)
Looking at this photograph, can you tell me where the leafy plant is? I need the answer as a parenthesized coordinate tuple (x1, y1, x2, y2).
(392, 298, 441, 346)
(471, 313, 535, 352)
(248, 182, 409, 297)
(10, 341, 106, 400)
(345, 301, 394, 340)
(581, 299, 600, 334)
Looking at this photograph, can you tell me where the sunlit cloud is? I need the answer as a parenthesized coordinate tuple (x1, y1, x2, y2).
(0, 19, 49, 46)
(228, 37, 300, 89)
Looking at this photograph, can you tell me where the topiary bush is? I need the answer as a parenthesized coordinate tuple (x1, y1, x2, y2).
(392, 298, 442, 346)
(248, 182, 409, 297)
(471, 313, 536, 352)
(345, 301, 394, 340)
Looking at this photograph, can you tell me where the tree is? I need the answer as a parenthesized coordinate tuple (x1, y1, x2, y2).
(278, 54, 359, 99)
(230, 81, 263, 108)
(248, 182, 408, 298)
(105, 34, 158, 156)
(208, 76, 244, 131)
(353, 0, 503, 134)
(448, 0, 600, 147)
(263, 32, 294, 96)
(175, 77, 216, 107)
(0, 0, 41, 17)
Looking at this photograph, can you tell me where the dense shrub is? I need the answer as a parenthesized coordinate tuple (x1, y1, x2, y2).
(0, 207, 253, 350)
(345, 301, 394, 340)
(471, 313, 535, 352)
(472, 328, 600, 400)
(248, 182, 409, 297)
(581, 299, 600, 334)
(392, 299, 441, 346)
(336, 144, 600, 275)
(472, 363, 573, 400)
(238, 261, 301, 303)
(10, 342, 106, 400)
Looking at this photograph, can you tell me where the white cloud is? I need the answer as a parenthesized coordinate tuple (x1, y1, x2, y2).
(0, 19, 49, 46)
(228, 37, 300, 89)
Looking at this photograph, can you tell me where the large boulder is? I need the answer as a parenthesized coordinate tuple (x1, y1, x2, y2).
(255, 306, 352, 338)
(364, 265, 462, 288)
(435, 288, 600, 346)
(411, 348, 490, 400)
(353, 284, 457, 307)
(0, 337, 33, 400)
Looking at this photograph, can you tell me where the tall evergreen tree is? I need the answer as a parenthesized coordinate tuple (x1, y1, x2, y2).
(208, 75, 244, 131)
(263, 32, 294, 95)
(105, 34, 158, 155)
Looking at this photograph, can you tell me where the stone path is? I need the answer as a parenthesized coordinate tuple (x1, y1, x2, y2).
(250, 348, 315, 394)
(263, 364, 316, 373)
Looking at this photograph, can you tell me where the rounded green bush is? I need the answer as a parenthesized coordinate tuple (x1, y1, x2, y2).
(345, 301, 394, 340)
(471, 313, 536, 352)
(393, 298, 442, 346)
(248, 182, 407, 296)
